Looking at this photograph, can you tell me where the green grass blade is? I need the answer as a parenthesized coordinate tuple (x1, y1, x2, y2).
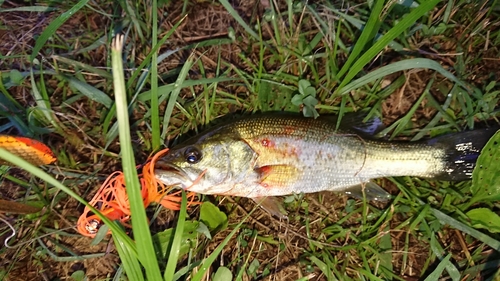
(37, 238, 105, 261)
(336, 0, 441, 94)
(411, 85, 460, 141)
(0, 148, 137, 253)
(309, 256, 338, 280)
(107, 79, 220, 145)
(0, 6, 57, 12)
(111, 35, 162, 280)
(151, 0, 160, 150)
(429, 235, 460, 281)
(336, 0, 384, 79)
(329, 7, 404, 52)
(73, 33, 109, 55)
(0, 92, 32, 136)
(389, 78, 432, 139)
(219, 0, 259, 40)
(138, 77, 235, 102)
(30, 0, 90, 62)
(114, 231, 144, 281)
(161, 54, 195, 141)
(163, 191, 188, 280)
(102, 18, 185, 145)
(51, 55, 112, 79)
(126, 17, 185, 91)
(191, 208, 255, 281)
(337, 58, 470, 96)
(122, 1, 144, 42)
(64, 76, 113, 108)
(430, 207, 500, 251)
(378, 224, 393, 274)
(30, 69, 63, 134)
(423, 254, 452, 281)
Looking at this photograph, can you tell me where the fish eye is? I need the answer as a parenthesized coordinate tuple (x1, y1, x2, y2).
(184, 146, 202, 164)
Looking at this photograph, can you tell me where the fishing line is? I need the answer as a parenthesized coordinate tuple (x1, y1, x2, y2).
(0, 216, 75, 249)
(0, 216, 16, 249)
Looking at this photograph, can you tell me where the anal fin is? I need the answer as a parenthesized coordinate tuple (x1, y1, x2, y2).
(343, 181, 392, 202)
(251, 197, 288, 219)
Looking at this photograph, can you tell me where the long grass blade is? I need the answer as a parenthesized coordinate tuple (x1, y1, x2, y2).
(138, 77, 235, 102)
(65, 76, 113, 108)
(51, 56, 112, 79)
(430, 207, 500, 251)
(163, 191, 188, 280)
(423, 254, 452, 281)
(335, 0, 441, 94)
(328, 7, 404, 52)
(429, 235, 460, 281)
(114, 231, 144, 281)
(0, 92, 32, 136)
(151, 0, 160, 150)
(30, 0, 90, 62)
(336, 0, 384, 79)
(126, 16, 185, 91)
(0, 6, 57, 12)
(161, 54, 195, 141)
(190, 207, 255, 281)
(30, 70, 64, 135)
(219, 0, 259, 40)
(337, 58, 470, 96)
(0, 148, 138, 254)
(111, 34, 162, 280)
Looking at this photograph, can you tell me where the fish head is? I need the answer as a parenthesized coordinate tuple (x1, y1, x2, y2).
(155, 135, 258, 195)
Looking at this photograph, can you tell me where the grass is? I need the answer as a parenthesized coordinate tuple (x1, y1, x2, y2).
(1, 0, 500, 280)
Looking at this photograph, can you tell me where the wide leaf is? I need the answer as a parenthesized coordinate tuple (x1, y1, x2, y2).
(466, 208, 500, 233)
(470, 130, 500, 204)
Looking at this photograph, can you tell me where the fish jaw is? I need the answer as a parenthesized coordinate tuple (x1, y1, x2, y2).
(154, 161, 270, 196)
(154, 162, 226, 194)
(154, 164, 193, 189)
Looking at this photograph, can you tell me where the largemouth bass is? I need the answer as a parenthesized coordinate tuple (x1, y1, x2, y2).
(155, 114, 496, 216)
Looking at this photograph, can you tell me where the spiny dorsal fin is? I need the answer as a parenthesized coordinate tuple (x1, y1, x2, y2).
(330, 111, 385, 137)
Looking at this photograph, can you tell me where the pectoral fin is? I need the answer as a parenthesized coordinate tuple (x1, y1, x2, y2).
(251, 197, 288, 219)
(255, 165, 300, 188)
(343, 181, 392, 202)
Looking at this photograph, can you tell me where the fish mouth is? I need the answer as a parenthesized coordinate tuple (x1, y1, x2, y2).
(154, 161, 193, 188)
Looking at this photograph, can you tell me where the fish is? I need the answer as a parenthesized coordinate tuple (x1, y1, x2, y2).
(154, 113, 497, 217)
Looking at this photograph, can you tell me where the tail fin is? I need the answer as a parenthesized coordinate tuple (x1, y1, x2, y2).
(428, 127, 498, 181)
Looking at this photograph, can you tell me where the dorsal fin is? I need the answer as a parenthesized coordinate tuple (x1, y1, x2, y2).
(328, 111, 385, 137)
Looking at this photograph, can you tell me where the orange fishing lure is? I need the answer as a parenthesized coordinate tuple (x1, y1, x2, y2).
(0, 135, 56, 166)
(77, 148, 197, 237)
(0, 135, 54, 215)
